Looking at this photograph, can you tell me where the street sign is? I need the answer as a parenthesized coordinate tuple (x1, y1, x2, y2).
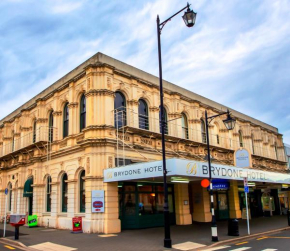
(244, 186, 249, 193)
(4, 188, 8, 195)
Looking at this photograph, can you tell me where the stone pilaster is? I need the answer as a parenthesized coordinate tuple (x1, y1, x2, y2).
(228, 180, 241, 218)
(174, 184, 192, 225)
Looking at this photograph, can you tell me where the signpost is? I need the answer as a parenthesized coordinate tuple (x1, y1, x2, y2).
(3, 188, 8, 237)
(243, 177, 250, 235)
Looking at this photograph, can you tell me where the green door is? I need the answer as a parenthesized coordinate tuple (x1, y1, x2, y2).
(215, 191, 229, 220)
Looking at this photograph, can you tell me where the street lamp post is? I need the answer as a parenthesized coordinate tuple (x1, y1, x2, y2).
(205, 109, 236, 242)
(157, 3, 196, 248)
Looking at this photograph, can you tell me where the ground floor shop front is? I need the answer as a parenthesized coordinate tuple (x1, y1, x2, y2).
(1, 158, 290, 234)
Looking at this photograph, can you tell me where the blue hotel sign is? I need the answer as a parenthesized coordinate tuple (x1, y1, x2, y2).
(211, 179, 229, 190)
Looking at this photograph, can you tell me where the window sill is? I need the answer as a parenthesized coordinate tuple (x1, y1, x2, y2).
(57, 213, 67, 217)
(42, 212, 51, 216)
(74, 213, 85, 217)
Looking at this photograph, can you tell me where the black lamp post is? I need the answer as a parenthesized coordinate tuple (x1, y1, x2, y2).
(205, 109, 236, 242)
(157, 3, 196, 249)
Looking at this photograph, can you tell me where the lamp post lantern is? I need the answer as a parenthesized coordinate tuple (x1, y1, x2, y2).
(157, 3, 196, 248)
(205, 109, 236, 242)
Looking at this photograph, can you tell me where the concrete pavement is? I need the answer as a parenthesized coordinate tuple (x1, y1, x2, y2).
(0, 215, 288, 251)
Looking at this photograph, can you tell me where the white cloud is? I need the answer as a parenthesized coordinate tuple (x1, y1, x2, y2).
(50, 1, 84, 14)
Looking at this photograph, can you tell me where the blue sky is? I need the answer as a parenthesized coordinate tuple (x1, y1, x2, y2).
(0, 0, 290, 143)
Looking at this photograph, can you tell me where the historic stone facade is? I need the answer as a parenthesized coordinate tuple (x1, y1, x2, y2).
(0, 52, 286, 233)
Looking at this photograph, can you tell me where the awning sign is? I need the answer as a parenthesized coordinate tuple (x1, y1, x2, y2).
(104, 158, 290, 185)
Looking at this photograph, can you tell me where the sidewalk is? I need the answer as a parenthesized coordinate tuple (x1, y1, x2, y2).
(0, 215, 289, 251)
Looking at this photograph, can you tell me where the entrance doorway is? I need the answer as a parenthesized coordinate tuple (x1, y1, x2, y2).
(213, 191, 229, 220)
(119, 182, 176, 229)
(23, 177, 33, 215)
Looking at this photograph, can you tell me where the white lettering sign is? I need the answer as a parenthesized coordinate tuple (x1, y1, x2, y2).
(104, 158, 290, 185)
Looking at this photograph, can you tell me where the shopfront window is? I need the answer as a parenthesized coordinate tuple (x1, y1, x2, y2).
(124, 193, 135, 215)
(139, 193, 156, 214)
(218, 193, 228, 210)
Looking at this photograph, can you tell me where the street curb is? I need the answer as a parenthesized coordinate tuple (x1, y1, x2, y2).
(0, 237, 36, 250)
(197, 226, 290, 250)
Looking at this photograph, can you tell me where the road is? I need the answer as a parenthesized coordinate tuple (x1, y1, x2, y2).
(0, 241, 23, 251)
(201, 230, 290, 251)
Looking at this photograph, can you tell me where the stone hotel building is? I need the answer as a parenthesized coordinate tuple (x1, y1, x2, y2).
(0, 52, 287, 233)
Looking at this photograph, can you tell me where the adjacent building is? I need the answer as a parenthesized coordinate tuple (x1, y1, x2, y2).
(0, 52, 287, 233)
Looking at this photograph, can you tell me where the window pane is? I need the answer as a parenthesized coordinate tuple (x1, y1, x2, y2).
(124, 193, 135, 215)
(218, 193, 228, 210)
(138, 185, 152, 192)
(139, 193, 156, 215)
(156, 185, 164, 192)
(124, 185, 135, 192)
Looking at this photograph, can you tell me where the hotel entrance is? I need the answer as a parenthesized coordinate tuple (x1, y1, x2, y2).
(118, 182, 176, 229)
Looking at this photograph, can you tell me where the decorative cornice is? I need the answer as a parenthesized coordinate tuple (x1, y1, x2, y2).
(37, 118, 48, 123)
(127, 99, 139, 106)
(82, 125, 115, 132)
(85, 89, 115, 97)
(188, 119, 201, 124)
(52, 111, 62, 116)
(149, 106, 159, 112)
(68, 102, 78, 108)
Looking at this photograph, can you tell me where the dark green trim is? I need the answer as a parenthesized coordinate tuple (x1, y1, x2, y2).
(23, 177, 33, 197)
(46, 176, 52, 212)
(62, 173, 68, 212)
(119, 182, 176, 229)
(79, 170, 86, 213)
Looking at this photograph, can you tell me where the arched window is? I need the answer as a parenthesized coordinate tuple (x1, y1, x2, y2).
(274, 142, 278, 159)
(46, 176, 52, 212)
(49, 111, 54, 142)
(80, 94, 86, 132)
(181, 113, 189, 139)
(201, 119, 206, 143)
(239, 130, 243, 147)
(159, 107, 168, 135)
(8, 183, 12, 211)
(138, 99, 149, 130)
(33, 120, 37, 143)
(114, 92, 126, 128)
(79, 170, 86, 213)
(61, 173, 68, 212)
(251, 134, 255, 154)
(63, 103, 69, 138)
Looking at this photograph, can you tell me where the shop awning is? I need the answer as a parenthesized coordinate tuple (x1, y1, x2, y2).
(104, 158, 290, 184)
(23, 177, 33, 197)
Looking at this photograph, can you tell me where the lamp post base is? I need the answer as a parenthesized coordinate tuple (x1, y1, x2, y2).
(212, 236, 219, 242)
(164, 239, 172, 248)
(211, 226, 218, 242)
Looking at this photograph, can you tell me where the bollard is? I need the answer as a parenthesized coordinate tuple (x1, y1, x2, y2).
(14, 226, 19, 240)
(228, 219, 239, 236)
